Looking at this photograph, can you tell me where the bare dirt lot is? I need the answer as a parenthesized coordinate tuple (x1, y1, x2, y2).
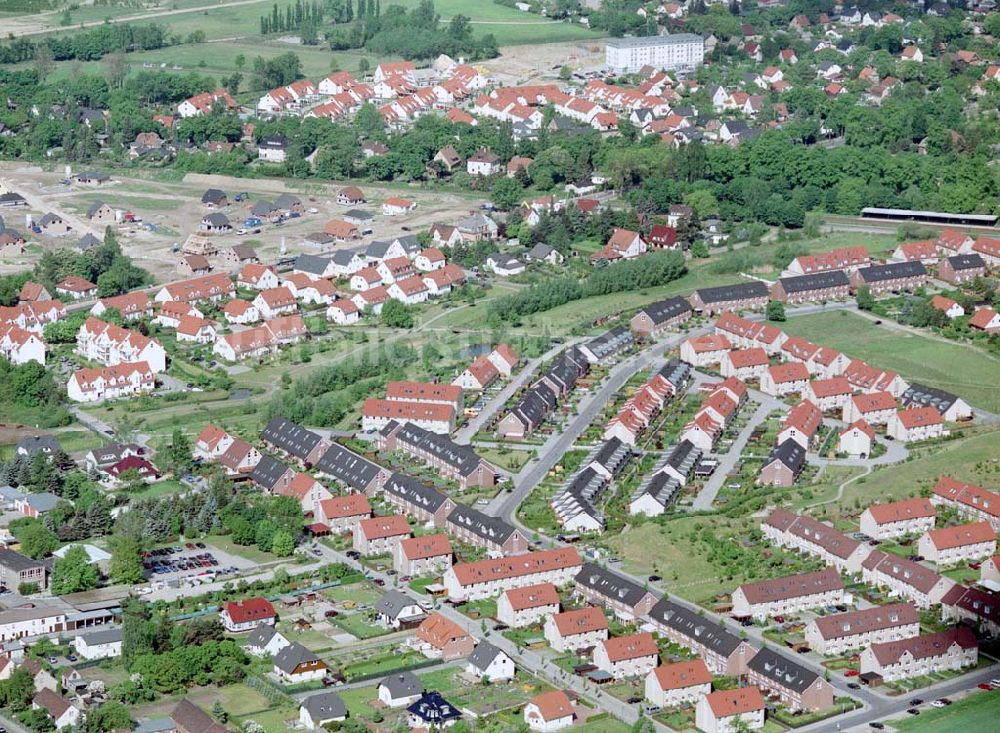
(483, 40, 607, 86)
(1, 163, 487, 283)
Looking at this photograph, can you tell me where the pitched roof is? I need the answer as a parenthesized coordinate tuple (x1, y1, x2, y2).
(574, 563, 652, 608)
(704, 687, 764, 718)
(599, 632, 657, 663)
(894, 406, 943, 429)
(746, 647, 821, 694)
(811, 602, 919, 641)
(399, 533, 452, 560)
(865, 498, 935, 525)
(551, 606, 608, 636)
(737, 568, 843, 605)
(861, 551, 946, 593)
(300, 691, 346, 722)
(650, 659, 712, 691)
(416, 612, 469, 649)
(932, 476, 1000, 518)
(528, 690, 574, 722)
(924, 521, 994, 550)
(502, 582, 560, 612)
(222, 597, 275, 625)
(273, 642, 322, 674)
(450, 547, 581, 588)
(869, 628, 977, 666)
(358, 514, 410, 540)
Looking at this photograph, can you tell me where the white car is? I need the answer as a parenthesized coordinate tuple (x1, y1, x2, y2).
(930, 701, 946, 709)
(992, 678, 1000, 687)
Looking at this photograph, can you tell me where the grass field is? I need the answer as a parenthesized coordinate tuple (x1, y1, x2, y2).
(781, 310, 1000, 413)
(24, 0, 599, 84)
(837, 429, 1000, 509)
(887, 690, 1000, 732)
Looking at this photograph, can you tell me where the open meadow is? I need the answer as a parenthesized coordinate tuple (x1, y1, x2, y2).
(781, 310, 1000, 414)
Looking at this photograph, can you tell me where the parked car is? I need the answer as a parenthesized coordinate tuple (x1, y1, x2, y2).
(869, 723, 884, 729)
(907, 709, 920, 716)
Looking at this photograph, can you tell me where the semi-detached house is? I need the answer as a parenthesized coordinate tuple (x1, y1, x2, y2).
(544, 605, 609, 653)
(497, 583, 560, 628)
(353, 514, 411, 556)
(643, 659, 712, 709)
(592, 632, 658, 679)
(394, 533, 453, 577)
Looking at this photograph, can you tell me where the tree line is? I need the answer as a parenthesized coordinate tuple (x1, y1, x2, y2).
(0, 23, 172, 65)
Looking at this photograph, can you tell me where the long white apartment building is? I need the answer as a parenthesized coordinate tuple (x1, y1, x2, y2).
(605, 34, 705, 74)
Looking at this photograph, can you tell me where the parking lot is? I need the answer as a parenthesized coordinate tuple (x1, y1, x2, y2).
(143, 542, 257, 587)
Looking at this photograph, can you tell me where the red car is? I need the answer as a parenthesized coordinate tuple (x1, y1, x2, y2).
(978, 683, 994, 691)
(845, 669, 860, 677)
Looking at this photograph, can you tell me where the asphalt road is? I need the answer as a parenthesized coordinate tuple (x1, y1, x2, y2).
(310, 542, 645, 727)
(486, 299, 1000, 729)
(489, 327, 702, 520)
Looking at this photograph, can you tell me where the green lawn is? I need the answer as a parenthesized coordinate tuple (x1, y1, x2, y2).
(133, 478, 188, 499)
(331, 612, 390, 640)
(781, 310, 1000, 413)
(33, 0, 599, 84)
(836, 429, 1000, 510)
(887, 690, 1000, 732)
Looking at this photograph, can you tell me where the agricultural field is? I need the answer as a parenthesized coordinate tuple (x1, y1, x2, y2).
(10, 0, 599, 85)
(781, 310, 1000, 414)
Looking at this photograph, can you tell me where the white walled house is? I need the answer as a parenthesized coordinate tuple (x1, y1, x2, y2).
(497, 583, 560, 628)
(804, 603, 920, 656)
(465, 642, 515, 682)
(524, 690, 575, 732)
(443, 547, 581, 602)
(353, 515, 411, 556)
(917, 522, 996, 566)
(644, 660, 712, 709)
(592, 633, 658, 680)
(838, 420, 874, 458)
(76, 317, 167, 373)
(860, 498, 936, 540)
(859, 628, 977, 683)
(67, 362, 155, 403)
(543, 606, 609, 653)
(695, 688, 765, 733)
(731, 568, 844, 620)
(394, 533, 453, 577)
(72, 627, 122, 660)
